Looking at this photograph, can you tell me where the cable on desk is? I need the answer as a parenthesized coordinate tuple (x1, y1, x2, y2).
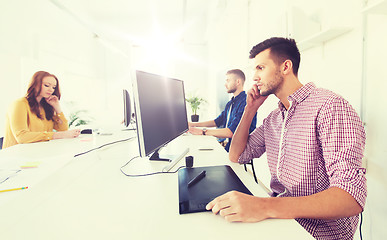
(120, 155, 184, 177)
(0, 169, 21, 184)
(359, 212, 363, 240)
(74, 136, 136, 158)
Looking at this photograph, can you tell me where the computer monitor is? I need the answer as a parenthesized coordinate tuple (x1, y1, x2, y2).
(132, 70, 189, 171)
(123, 89, 132, 127)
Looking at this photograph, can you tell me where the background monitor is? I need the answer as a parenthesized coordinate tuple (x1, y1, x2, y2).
(132, 70, 189, 163)
(123, 89, 132, 127)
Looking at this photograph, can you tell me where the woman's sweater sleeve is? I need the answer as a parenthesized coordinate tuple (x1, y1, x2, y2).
(8, 100, 55, 143)
(53, 112, 69, 131)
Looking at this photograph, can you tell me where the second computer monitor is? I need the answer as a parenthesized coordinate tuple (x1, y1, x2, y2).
(123, 89, 131, 127)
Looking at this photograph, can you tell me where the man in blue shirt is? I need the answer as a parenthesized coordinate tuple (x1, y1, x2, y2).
(188, 69, 257, 152)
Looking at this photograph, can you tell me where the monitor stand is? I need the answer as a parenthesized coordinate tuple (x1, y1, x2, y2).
(149, 149, 171, 162)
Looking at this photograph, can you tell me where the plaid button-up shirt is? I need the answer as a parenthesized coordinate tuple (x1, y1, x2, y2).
(239, 83, 366, 239)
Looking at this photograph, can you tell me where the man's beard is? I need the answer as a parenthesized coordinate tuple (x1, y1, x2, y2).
(259, 70, 283, 96)
(227, 87, 236, 94)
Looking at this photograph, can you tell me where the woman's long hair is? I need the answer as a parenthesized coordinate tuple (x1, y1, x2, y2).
(26, 71, 61, 120)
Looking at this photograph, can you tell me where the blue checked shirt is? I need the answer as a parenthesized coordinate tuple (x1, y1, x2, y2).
(214, 91, 257, 151)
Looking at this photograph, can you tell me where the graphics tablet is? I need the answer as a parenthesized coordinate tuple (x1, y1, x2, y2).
(178, 165, 252, 214)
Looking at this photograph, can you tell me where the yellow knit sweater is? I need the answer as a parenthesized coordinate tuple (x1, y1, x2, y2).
(3, 97, 68, 149)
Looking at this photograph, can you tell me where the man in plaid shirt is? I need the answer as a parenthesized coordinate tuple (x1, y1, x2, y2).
(206, 37, 366, 239)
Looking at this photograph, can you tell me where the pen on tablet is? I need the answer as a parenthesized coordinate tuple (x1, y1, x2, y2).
(0, 187, 28, 193)
(187, 171, 206, 188)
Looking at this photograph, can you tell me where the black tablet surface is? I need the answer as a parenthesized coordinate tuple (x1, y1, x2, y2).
(178, 165, 252, 214)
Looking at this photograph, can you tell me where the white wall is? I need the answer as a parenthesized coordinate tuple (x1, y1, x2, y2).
(362, 7, 387, 240)
(207, 0, 250, 117)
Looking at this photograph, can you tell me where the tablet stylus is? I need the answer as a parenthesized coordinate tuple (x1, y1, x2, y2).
(187, 170, 206, 188)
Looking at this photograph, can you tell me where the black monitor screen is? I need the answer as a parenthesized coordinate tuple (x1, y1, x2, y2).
(133, 70, 188, 158)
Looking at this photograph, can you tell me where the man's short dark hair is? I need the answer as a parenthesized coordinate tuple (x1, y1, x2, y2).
(226, 69, 245, 82)
(249, 37, 300, 76)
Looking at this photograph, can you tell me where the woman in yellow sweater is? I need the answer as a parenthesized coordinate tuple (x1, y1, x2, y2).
(3, 71, 80, 149)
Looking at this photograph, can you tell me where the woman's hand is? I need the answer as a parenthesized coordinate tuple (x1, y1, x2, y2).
(52, 129, 81, 139)
(46, 95, 62, 113)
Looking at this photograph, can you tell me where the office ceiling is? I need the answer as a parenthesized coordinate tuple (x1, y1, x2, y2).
(51, 0, 217, 46)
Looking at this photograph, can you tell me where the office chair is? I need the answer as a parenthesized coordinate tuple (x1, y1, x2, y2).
(244, 158, 258, 183)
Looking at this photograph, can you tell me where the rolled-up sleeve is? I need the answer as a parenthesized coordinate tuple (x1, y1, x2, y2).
(214, 107, 227, 127)
(53, 112, 69, 131)
(227, 101, 246, 134)
(238, 124, 267, 164)
(318, 97, 367, 209)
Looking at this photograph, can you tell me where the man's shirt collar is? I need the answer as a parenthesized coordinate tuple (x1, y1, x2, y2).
(278, 82, 315, 112)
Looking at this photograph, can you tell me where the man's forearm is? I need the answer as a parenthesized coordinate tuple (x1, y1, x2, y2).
(206, 187, 363, 223)
(205, 128, 233, 138)
(229, 108, 257, 162)
(267, 187, 363, 220)
(190, 120, 217, 128)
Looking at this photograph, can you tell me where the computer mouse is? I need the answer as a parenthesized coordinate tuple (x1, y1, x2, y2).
(80, 129, 93, 134)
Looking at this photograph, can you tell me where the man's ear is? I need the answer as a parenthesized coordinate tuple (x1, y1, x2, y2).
(282, 60, 293, 75)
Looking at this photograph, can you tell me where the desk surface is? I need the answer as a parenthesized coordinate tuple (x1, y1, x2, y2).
(0, 131, 313, 239)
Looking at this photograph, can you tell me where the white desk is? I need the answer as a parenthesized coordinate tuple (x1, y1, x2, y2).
(0, 131, 313, 239)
